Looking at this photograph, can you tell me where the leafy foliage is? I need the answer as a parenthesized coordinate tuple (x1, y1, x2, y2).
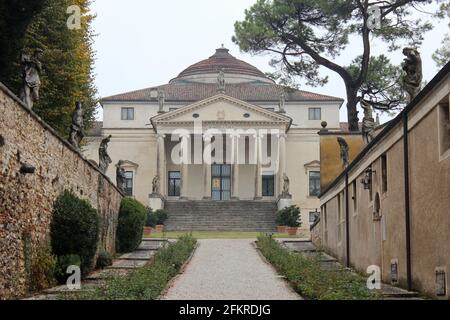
(154, 209, 168, 225)
(146, 208, 158, 228)
(257, 235, 379, 300)
(67, 235, 197, 300)
(51, 190, 100, 276)
(29, 245, 57, 292)
(1, 0, 97, 136)
(233, 0, 444, 130)
(276, 205, 301, 227)
(116, 197, 147, 253)
(433, 35, 450, 67)
(96, 250, 113, 270)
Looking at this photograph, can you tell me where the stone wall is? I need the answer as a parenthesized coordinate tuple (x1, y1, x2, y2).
(0, 83, 123, 299)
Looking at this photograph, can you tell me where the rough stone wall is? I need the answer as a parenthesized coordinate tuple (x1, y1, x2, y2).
(0, 83, 122, 299)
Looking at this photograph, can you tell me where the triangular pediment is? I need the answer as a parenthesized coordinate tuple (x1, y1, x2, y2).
(151, 94, 292, 125)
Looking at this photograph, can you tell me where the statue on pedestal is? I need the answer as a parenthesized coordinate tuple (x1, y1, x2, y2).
(152, 175, 160, 195)
(402, 48, 422, 102)
(158, 90, 165, 113)
(68, 102, 84, 150)
(99, 135, 112, 173)
(20, 49, 43, 109)
(337, 137, 349, 169)
(361, 100, 376, 144)
(282, 173, 290, 197)
(116, 160, 127, 193)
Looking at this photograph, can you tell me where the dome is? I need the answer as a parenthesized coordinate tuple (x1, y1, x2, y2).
(171, 46, 273, 84)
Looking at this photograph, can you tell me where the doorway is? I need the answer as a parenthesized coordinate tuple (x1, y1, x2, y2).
(211, 164, 231, 200)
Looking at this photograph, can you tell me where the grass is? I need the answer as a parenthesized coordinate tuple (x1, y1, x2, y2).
(64, 235, 197, 300)
(257, 235, 381, 300)
(145, 231, 308, 239)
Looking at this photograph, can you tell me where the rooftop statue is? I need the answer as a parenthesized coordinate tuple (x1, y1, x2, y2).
(116, 160, 127, 193)
(68, 102, 84, 150)
(158, 90, 165, 113)
(278, 91, 286, 113)
(217, 68, 226, 93)
(99, 135, 112, 173)
(402, 47, 422, 102)
(337, 137, 350, 169)
(20, 49, 43, 109)
(360, 100, 376, 144)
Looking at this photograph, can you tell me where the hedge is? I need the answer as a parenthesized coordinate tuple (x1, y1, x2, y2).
(116, 197, 147, 253)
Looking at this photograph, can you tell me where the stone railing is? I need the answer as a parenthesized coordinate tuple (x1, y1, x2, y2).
(0, 82, 123, 299)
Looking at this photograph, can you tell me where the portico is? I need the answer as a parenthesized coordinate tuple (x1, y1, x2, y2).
(151, 94, 291, 201)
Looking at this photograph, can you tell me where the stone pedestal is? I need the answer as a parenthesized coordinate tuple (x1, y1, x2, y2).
(149, 193, 164, 210)
(277, 195, 292, 211)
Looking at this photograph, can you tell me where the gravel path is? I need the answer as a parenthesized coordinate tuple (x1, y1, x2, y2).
(162, 239, 301, 300)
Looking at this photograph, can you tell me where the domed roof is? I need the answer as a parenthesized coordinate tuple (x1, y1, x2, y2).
(172, 46, 270, 83)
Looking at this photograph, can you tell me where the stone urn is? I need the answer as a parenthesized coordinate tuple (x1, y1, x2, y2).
(277, 226, 287, 234)
(286, 227, 298, 236)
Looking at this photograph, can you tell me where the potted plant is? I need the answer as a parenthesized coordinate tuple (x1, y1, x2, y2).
(144, 208, 156, 236)
(275, 209, 288, 234)
(154, 209, 168, 233)
(284, 205, 302, 236)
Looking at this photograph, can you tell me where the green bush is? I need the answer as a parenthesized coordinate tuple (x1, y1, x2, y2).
(51, 191, 100, 276)
(67, 235, 197, 300)
(155, 209, 168, 225)
(257, 235, 379, 300)
(54, 254, 81, 284)
(29, 245, 57, 292)
(116, 197, 147, 253)
(146, 208, 157, 228)
(96, 250, 113, 269)
(276, 205, 301, 228)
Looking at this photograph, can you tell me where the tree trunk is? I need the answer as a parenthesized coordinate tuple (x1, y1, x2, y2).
(346, 87, 360, 132)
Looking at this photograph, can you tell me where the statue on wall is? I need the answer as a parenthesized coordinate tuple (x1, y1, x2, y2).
(68, 101, 84, 150)
(158, 90, 165, 113)
(337, 137, 350, 169)
(360, 100, 376, 144)
(152, 175, 160, 195)
(217, 68, 226, 93)
(278, 91, 286, 113)
(20, 49, 43, 109)
(99, 135, 112, 173)
(116, 160, 127, 193)
(282, 173, 290, 196)
(402, 47, 422, 102)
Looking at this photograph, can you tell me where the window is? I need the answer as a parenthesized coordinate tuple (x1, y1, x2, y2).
(309, 171, 320, 197)
(309, 107, 321, 120)
(212, 164, 231, 201)
(352, 180, 357, 212)
(368, 166, 373, 202)
(124, 171, 133, 196)
(262, 175, 275, 197)
(168, 171, 181, 197)
(381, 154, 388, 193)
(121, 107, 134, 120)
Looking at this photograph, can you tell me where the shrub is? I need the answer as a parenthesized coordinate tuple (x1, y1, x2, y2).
(257, 235, 379, 300)
(67, 235, 197, 300)
(54, 254, 81, 284)
(29, 245, 57, 292)
(146, 208, 157, 228)
(116, 197, 147, 253)
(51, 191, 100, 276)
(96, 250, 113, 269)
(155, 209, 168, 225)
(277, 205, 301, 228)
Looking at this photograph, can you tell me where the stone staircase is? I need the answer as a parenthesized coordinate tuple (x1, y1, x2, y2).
(164, 200, 277, 232)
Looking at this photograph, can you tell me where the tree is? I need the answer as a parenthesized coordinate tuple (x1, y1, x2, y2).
(0, 0, 45, 86)
(233, 0, 443, 131)
(2, 0, 97, 136)
(433, 4, 450, 68)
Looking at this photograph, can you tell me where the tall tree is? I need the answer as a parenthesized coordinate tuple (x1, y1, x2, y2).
(433, 3, 450, 68)
(3, 0, 97, 136)
(0, 0, 45, 86)
(233, 0, 443, 131)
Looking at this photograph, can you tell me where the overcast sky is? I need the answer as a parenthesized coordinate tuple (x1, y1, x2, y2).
(90, 0, 448, 122)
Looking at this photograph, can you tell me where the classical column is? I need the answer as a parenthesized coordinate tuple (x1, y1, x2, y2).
(278, 133, 287, 197)
(203, 134, 212, 199)
(156, 134, 166, 197)
(180, 133, 190, 199)
(232, 133, 240, 200)
(254, 133, 263, 200)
